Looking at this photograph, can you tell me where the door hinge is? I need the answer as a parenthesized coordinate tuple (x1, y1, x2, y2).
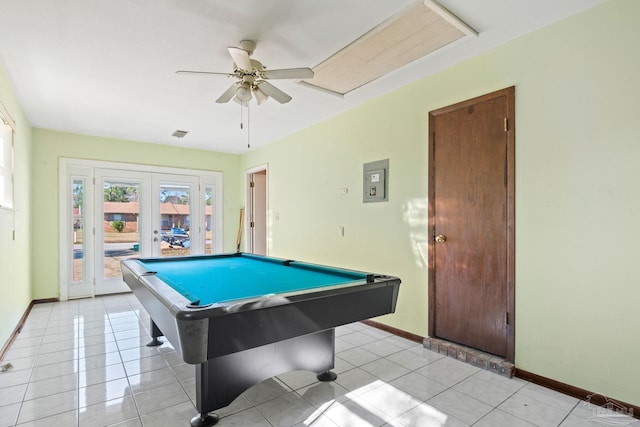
(250, 181, 255, 188)
(250, 221, 255, 228)
(505, 312, 509, 325)
(504, 117, 508, 132)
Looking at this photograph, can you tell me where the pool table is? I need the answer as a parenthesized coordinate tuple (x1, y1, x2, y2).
(121, 252, 401, 427)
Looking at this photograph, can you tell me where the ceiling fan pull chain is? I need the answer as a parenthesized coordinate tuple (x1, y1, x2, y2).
(247, 102, 251, 148)
(240, 102, 244, 130)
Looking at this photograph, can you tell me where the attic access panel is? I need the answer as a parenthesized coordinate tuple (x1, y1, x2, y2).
(302, 0, 477, 96)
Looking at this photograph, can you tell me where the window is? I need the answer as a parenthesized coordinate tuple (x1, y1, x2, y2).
(72, 177, 86, 283)
(0, 118, 13, 209)
(204, 184, 214, 254)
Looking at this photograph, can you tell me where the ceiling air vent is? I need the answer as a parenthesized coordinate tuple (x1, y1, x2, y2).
(172, 130, 188, 138)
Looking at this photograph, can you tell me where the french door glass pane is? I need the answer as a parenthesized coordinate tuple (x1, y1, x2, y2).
(102, 179, 141, 279)
(205, 185, 213, 254)
(72, 178, 85, 283)
(160, 183, 191, 257)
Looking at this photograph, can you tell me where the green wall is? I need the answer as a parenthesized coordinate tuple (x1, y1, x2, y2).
(0, 64, 32, 347)
(30, 129, 242, 299)
(241, 0, 640, 406)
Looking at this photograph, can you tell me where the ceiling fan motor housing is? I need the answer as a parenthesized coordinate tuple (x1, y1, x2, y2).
(238, 40, 256, 55)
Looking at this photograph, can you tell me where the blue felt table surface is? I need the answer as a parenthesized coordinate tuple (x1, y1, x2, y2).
(135, 255, 367, 305)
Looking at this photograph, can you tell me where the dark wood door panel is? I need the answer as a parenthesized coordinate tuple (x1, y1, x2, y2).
(428, 88, 515, 359)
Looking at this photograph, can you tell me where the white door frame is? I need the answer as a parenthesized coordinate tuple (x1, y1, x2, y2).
(59, 158, 223, 300)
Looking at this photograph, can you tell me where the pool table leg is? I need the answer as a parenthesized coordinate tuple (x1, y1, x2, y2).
(192, 361, 219, 426)
(316, 370, 338, 381)
(146, 319, 164, 347)
(190, 414, 219, 427)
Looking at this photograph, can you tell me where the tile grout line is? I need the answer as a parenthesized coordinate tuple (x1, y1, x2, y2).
(338, 329, 514, 427)
(108, 298, 144, 426)
(13, 304, 52, 427)
(75, 304, 81, 427)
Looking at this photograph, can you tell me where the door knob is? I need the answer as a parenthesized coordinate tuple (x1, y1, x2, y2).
(435, 234, 446, 243)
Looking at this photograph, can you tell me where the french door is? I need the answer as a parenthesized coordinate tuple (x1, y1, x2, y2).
(61, 160, 222, 299)
(94, 169, 149, 295)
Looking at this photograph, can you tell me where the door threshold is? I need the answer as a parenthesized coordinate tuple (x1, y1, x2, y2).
(423, 336, 514, 378)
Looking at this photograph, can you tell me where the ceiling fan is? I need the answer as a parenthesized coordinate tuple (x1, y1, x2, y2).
(176, 40, 314, 105)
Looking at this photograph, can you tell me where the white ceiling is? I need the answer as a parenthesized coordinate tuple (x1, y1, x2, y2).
(0, 0, 605, 154)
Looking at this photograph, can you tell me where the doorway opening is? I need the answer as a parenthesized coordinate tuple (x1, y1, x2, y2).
(245, 165, 268, 255)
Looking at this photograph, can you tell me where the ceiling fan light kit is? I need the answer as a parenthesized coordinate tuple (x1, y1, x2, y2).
(176, 40, 314, 106)
(235, 81, 252, 102)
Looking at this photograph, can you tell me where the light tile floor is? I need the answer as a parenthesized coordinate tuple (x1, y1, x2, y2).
(0, 295, 636, 426)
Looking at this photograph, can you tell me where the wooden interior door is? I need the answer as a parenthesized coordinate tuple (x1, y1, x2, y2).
(428, 87, 515, 361)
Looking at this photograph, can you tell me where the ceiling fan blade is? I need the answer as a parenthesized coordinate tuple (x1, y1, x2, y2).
(254, 87, 269, 105)
(262, 68, 314, 80)
(216, 83, 239, 103)
(176, 70, 234, 77)
(228, 47, 253, 72)
(256, 81, 292, 104)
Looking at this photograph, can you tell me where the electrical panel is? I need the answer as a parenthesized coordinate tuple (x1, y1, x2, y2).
(363, 159, 389, 203)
